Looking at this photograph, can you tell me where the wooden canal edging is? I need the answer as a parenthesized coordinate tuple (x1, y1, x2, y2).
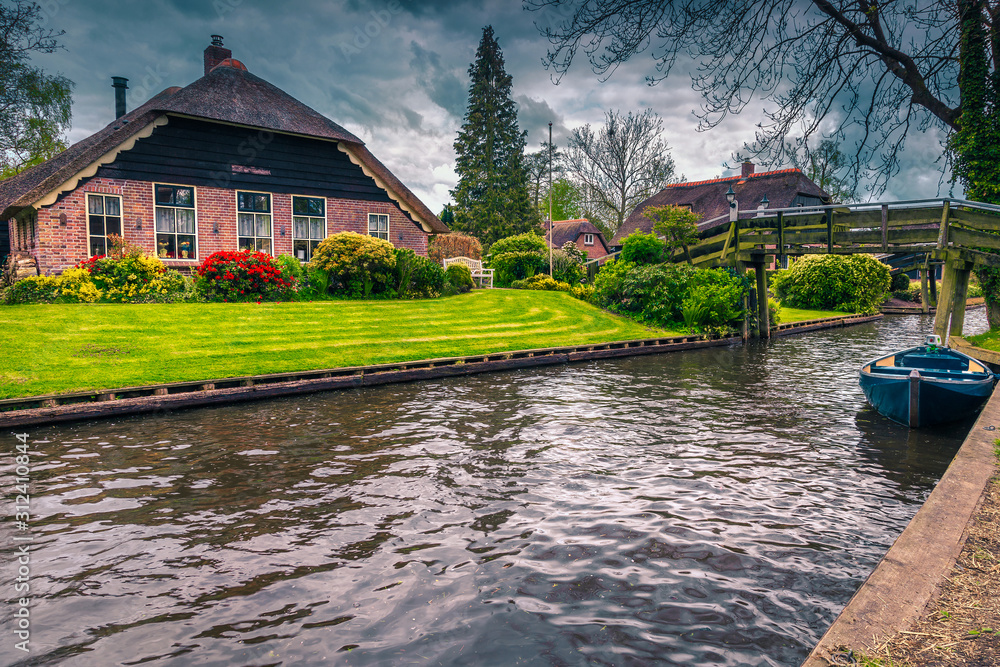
(0, 334, 737, 427)
(801, 363, 1000, 666)
(0, 313, 883, 427)
(772, 313, 882, 336)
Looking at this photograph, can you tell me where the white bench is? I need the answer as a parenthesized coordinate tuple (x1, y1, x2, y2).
(443, 256, 494, 289)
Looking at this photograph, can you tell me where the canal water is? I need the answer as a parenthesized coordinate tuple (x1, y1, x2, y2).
(1, 312, 988, 667)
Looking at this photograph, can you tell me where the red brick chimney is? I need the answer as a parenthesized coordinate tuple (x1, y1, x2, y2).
(742, 160, 755, 177)
(204, 35, 232, 75)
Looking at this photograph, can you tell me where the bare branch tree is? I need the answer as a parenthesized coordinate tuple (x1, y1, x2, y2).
(526, 0, 967, 195)
(564, 108, 677, 238)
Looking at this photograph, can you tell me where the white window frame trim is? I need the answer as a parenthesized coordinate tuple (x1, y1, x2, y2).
(368, 212, 390, 241)
(291, 195, 328, 262)
(152, 182, 199, 261)
(584, 233, 594, 245)
(235, 190, 275, 255)
(85, 192, 124, 258)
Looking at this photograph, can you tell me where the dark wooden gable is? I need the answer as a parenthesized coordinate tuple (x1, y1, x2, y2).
(94, 116, 395, 205)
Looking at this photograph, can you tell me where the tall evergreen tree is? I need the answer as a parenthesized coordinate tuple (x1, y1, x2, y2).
(450, 26, 537, 249)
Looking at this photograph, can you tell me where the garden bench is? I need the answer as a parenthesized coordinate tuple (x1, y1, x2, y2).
(443, 256, 494, 289)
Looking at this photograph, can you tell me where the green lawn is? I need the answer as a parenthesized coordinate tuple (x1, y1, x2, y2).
(0, 290, 673, 399)
(965, 329, 1000, 353)
(776, 306, 858, 323)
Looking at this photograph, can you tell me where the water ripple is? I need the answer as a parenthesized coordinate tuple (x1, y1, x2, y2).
(0, 312, 985, 666)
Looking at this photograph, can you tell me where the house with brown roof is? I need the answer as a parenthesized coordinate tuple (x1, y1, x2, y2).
(611, 162, 830, 249)
(543, 219, 611, 261)
(0, 36, 448, 276)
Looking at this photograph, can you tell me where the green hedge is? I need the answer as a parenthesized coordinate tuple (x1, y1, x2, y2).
(772, 254, 890, 315)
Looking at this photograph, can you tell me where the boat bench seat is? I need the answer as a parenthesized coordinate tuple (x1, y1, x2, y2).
(868, 366, 975, 379)
(899, 353, 966, 370)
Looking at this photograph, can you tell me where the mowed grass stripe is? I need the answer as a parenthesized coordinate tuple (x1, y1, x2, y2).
(0, 291, 670, 398)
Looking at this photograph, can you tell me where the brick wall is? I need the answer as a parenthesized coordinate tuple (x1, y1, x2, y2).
(15, 177, 430, 274)
(576, 235, 609, 261)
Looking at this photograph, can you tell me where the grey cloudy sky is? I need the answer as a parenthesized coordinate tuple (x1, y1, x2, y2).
(33, 0, 953, 213)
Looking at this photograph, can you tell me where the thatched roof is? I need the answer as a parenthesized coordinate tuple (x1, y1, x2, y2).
(612, 168, 830, 246)
(0, 58, 448, 233)
(544, 219, 610, 252)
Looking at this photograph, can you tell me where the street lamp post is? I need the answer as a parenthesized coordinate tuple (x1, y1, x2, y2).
(548, 122, 553, 277)
(726, 185, 750, 340)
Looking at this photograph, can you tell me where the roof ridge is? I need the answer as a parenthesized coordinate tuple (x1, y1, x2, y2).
(664, 167, 803, 189)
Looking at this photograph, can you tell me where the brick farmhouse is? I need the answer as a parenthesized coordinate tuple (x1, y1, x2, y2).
(543, 219, 612, 261)
(0, 37, 448, 277)
(611, 162, 831, 250)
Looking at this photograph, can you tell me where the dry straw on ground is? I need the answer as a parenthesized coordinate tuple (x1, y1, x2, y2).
(871, 474, 1000, 666)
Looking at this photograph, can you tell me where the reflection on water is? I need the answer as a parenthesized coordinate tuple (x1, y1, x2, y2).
(0, 312, 987, 666)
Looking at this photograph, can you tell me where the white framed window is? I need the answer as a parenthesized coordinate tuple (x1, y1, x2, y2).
(584, 233, 594, 245)
(292, 196, 326, 261)
(368, 213, 389, 241)
(237, 191, 272, 254)
(87, 193, 123, 257)
(154, 184, 197, 260)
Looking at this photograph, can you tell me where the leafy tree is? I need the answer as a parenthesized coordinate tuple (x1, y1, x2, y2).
(564, 109, 677, 239)
(645, 204, 700, 264)
(0, 0, 73, 179)
(450, 26, 537, 249)
(527, 0, 999, 196)
(439, 204, 455, 226)
(543, 177, 585, 221)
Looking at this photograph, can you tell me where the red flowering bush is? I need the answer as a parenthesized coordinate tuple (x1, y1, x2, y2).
(196, 250, 295, 302)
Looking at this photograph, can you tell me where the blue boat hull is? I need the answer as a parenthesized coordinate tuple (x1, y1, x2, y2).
(859, 344, 995, 428)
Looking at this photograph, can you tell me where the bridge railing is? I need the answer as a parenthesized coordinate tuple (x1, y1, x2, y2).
(680, 197, 1000, 268)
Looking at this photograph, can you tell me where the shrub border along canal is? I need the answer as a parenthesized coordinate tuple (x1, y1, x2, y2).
(802, 345, 1000, 667)
(0, 313, 881, 427)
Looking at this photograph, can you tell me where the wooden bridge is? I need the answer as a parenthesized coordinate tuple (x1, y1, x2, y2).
(677, 198, 1000, 340)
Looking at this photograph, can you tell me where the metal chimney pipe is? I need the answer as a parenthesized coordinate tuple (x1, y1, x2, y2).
(112, 77, 129, 119)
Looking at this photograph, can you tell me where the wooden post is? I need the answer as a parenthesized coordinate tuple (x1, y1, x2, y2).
(920, 263, 930, 314)
(929, 263, 938, 307)
(881, 204, 889, 252)
(755, 261, 770, 339)
(908, 370, 921, 428)
(936, 200, 951, 249)
(933, 259, 958, 340)
(950, 264, 972, 337)
(826, 208, 834, 254)
(737, 260, 749, 341)
(777, 212, 785, 268)
(733, 217, 741, 265)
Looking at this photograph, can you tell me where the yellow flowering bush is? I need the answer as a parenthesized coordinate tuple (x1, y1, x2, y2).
(309, 232, 397, 298)
(77, 251, 188, 303)
(4, 269, 104, 304)
(4, 275, 61, 304)
(57, 268, 102, 303)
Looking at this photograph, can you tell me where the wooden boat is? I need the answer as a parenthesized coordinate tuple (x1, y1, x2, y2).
(859, 335, 995, 428)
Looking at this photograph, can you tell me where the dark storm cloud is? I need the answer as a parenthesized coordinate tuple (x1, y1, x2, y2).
(30, 0, 953, 210)
(515, 95, 569, 148)
(409, 42, 467, 118)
